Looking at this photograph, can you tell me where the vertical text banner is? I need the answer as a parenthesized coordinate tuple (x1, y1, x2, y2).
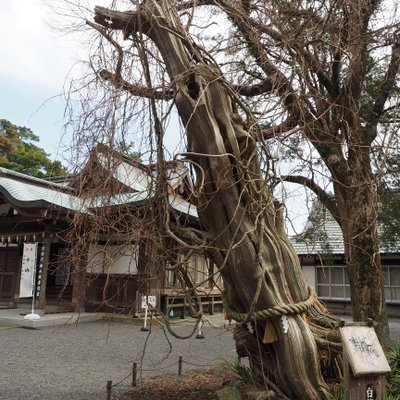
(19, 243, 38, 298)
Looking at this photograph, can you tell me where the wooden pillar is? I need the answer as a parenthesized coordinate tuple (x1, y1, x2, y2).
(165, 295, 170, 316)
(71, 255, 86, 312)
(38, 236, 52, 311)
(343, 359, 385, 400)
(12, 242, 22, 305)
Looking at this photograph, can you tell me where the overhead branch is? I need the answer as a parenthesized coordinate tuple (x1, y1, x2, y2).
(304, 130, 348, 185)
(99, 69, 174, 100)
(175, 0, 214, 11)
(381, 101, 400, 117)
(342, 0, 380, 103)
(331, 50, 342, 98)
(216, 1, 334, 95)
(214, 1, 300, 116)
(86, 20, 124, 78)
(93, 6, 145, 38)
(87, 17, 175, 100)
(369, 43, 400, 125)
(232, 79, 273, 96)
(255, 26, 333, 96)
(94, 4, 204, 78)
(280, 174, 339, 218)
(261, 116, 299, 139)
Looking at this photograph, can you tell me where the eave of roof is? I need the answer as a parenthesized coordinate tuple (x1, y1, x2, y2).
(87, 191, 198, 218)
(0, 173, 88, 214)
(0, 164, 198, 219)
(0, 167, 73, 192)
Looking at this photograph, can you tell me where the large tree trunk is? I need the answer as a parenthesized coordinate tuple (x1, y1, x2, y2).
(94, 2, 340, 398)
(178, 79, 337, 398)
(335, 154, 389, 346)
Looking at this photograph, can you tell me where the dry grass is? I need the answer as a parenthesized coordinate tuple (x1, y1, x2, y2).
(118, 366, 235, 400)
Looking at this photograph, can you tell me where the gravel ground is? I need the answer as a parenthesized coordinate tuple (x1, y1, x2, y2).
(0, 319, 236, 400)
(2, 316, 399, 400)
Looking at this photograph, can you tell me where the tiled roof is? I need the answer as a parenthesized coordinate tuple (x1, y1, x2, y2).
(291, 203, 400, 255)
(0, 168, 86, 214)
(0, 166, 197, 218)
(291, 206, 344, 255)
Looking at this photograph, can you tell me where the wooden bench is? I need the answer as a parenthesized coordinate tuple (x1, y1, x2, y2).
(163, 293, 223, 318)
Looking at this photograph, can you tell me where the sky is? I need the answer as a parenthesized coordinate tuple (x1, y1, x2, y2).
(0, 0, 108, 163)
(1, 1, 71, 160)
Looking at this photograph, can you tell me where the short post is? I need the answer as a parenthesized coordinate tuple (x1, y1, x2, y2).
(178, 355, 183, 376)
(210, 296, 215, 315)
(106, 380, 112, 400)
(132, 362, 137, 387)
(141, 303, 149, 332)
(196, 320, 205, 339)
(339, 323, 391, 400)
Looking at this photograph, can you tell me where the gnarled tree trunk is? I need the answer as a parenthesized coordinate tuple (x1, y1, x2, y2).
(93, 1, 340, 398)
(176, 70, 336, 398)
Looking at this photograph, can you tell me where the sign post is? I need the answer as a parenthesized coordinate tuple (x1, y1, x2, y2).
(140, 294, 157, 332)
(196, 319, 205, 339)
(339, 323, 391, 400)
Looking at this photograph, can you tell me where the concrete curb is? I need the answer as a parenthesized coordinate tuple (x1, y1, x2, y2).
(0, 308, 229, 329)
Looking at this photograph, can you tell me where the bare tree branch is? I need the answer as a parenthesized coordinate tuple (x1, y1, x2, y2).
(279, 174, 339, 220)
(99, 69, 174, 100)
(232, 78, 274, 96)
(370, 42, 400, 123)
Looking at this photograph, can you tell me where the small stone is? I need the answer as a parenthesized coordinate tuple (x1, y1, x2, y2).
(246, 387, 277, 400)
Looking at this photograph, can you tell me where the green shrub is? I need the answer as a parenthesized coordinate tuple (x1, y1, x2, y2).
(387, 374, 400, 398)
(387, 342, 400, 371)
(230, 361, 255, 385)
(386, 341, 400, 398)
(328, 383, 344, 400)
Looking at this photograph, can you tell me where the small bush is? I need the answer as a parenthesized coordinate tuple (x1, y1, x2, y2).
(387, 374, 400, 398)
(231, 361, 255, 385)
(387, 342, 400, 372)
(329, 383, 344, 400)
(386, 341, 400, 398)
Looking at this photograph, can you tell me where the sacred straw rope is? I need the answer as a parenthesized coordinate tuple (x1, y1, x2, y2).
(223, 286, 316, 322)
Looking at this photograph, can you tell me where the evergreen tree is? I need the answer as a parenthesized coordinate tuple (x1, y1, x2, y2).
(0, 119, 66, 178)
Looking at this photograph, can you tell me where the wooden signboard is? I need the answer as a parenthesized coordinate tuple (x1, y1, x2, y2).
(339, 325, 391, 400)
(339, 326, 390, 376)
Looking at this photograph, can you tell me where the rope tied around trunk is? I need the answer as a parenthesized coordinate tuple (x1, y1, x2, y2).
(223, 286, 317, 322)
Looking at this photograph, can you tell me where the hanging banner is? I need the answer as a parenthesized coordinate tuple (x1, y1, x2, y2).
(19, 243, 38, 298)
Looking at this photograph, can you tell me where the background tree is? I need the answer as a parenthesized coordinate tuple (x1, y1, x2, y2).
(265, 0, 400, 344)
(377, 149, 400, 247)
(62, 0, 400, 397)
(0, 119, 66, 178)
